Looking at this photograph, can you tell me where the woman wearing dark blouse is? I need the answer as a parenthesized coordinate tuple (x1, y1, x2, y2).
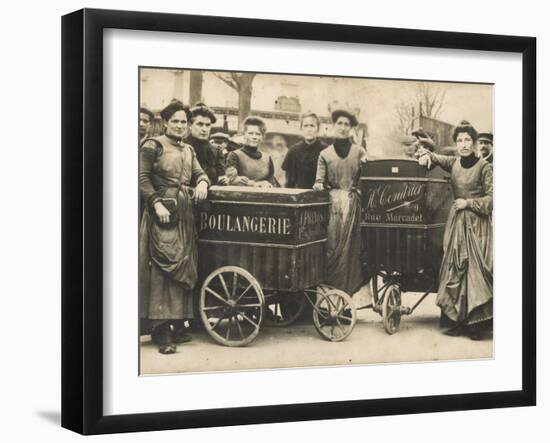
(282, 112, 327, 188)
(219, 116, 279, 187)
(139, 102, 210, 354)
(417, 120, 493, 340)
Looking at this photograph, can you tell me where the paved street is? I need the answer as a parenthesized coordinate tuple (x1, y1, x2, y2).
(140, 292, 493, 375)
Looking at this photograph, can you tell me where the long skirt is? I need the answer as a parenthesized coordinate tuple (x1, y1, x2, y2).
(325, 189, 363, 295)
(436, 207, 493, 325)
(139, 188, 197, 321)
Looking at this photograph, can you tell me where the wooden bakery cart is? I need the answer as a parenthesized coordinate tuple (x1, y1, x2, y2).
(360, 159, 453, 334)
(197, 186, 357, 346)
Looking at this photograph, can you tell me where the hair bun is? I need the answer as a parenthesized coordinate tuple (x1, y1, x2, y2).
(452, 119, 478, 142)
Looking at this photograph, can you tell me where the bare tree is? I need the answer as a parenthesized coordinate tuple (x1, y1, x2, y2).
(416, 82, 446, 120)
(393, 83, 447, 135)
(394, 101, 416, 136)
(213, 72, 256, 127)
(189, 71, 203, 106)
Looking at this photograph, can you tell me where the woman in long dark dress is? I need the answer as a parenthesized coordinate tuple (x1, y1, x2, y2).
(139, 102, 210, 354)
(417, 120, 493, 340)
(313, 109, 367, 295)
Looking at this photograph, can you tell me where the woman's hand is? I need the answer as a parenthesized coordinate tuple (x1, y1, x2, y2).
(218, 175, 230, 185)
(454, 198, 468, 211)
(256, 180, 273, 188)
(194, 181, 208, 203)
(313, 183, 324, 191)
(225, 167, 238, 180)
(418, 154, 432, 168)
(231, 176, 250, 186)
(415, 146, 430, 158)
(153, 201, 171, 224)
(415, 147, 432, 168)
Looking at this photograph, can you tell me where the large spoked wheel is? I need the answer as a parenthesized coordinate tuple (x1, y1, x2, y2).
(382, 284, 402, 335)
(263, 291, 307, 327)
(312, 286, 356, 342)
(200, 266, 264, 347)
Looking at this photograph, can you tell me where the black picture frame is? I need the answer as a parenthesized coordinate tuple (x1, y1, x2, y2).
(61, 8, 536, 435)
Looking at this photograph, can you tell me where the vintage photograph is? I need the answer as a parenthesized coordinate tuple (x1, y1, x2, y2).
(138, 67, 494, 375)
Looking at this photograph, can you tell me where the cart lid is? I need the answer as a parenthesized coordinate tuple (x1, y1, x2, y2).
(207, 186, 329, 205)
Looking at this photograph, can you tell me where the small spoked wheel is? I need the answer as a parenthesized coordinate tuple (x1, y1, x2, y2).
(200, 266, 264, 346)
(382, 284, 402, 335)
(312, 286, 356, 342)
(263, 291, 307, 327)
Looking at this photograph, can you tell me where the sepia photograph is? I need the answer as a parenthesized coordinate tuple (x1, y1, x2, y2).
(138, 67, 494, 375)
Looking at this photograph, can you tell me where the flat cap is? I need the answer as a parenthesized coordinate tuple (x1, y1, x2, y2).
(477, 132, 493, 143)
(210, 132, 230, 140)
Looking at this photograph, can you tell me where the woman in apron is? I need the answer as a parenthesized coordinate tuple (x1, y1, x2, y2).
(139, 101, 210, 354)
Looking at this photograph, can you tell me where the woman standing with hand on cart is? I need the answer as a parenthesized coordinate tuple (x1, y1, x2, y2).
(416, 120, 493, 340)
(219, 116, 280, 188)
(139, 101, 210, 354)
(313, 109, 367, 295)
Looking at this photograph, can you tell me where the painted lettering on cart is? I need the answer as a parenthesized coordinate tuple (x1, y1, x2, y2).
(298, 208, 329, 241)
(365, 182, 425, 210)
(200, 212, 291, 235)
(363, 182, 425, 224)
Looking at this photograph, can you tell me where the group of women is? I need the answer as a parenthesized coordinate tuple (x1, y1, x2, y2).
(139, 101, 493, 354)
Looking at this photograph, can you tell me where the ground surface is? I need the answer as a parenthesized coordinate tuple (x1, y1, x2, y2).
(140, 291, 493, 375)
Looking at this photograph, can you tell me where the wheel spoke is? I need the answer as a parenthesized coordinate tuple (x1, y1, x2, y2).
(234, 283, 254, 304)
(337, 301, 350, 316)
(237, 303, 262, 308)
(236, 318, 245, 339)
(202, 305, 225, 311)
(225, 316, 232, 340)
(211, 313, 227, 332)
(325, 295, 338, 311)
(335, 317, 346, 337)
(316, 307, 329, 320)
(231, 272, 238, 298)
(218, 273, 231, 299)
(238, 311, 260, 329)
(205, 287, 230, 305)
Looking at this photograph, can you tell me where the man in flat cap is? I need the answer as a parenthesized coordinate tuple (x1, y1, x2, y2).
(209, 131, 236, 164)
(412, 127, 436, 152)
(139, 107, 154, 145)
(183, 103, 225, 184)
(477, 132, 494, 164)
(400, 135, 420, 159)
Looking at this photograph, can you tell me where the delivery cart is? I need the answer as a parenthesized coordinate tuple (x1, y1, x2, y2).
(360, 159, 453, 334)
(197, 186, 357, 346)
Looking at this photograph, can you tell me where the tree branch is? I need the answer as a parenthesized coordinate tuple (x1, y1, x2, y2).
(213, 72, 239, 91)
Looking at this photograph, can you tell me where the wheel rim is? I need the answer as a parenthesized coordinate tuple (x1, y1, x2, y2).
(263, 291, 307, 327)
(312, 287, 356, 342)
(200, 266, 264, 346)
(382, 285, 401, 335)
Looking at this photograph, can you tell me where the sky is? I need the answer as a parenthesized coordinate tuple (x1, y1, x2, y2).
(141, 68, 493, 157)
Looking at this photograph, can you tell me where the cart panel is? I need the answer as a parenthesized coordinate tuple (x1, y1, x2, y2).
(198, 186, 329, 245)
(198, 186, 330, 291)
(199, 241, 326, 292)
(360, 159, 452, 274)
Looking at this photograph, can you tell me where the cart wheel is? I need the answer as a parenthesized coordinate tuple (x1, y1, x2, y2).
(312, 287, 356, 342)
(200, 266, 264, 347)
(382, 284, 402, 335)
(263, 291, 307, 327)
